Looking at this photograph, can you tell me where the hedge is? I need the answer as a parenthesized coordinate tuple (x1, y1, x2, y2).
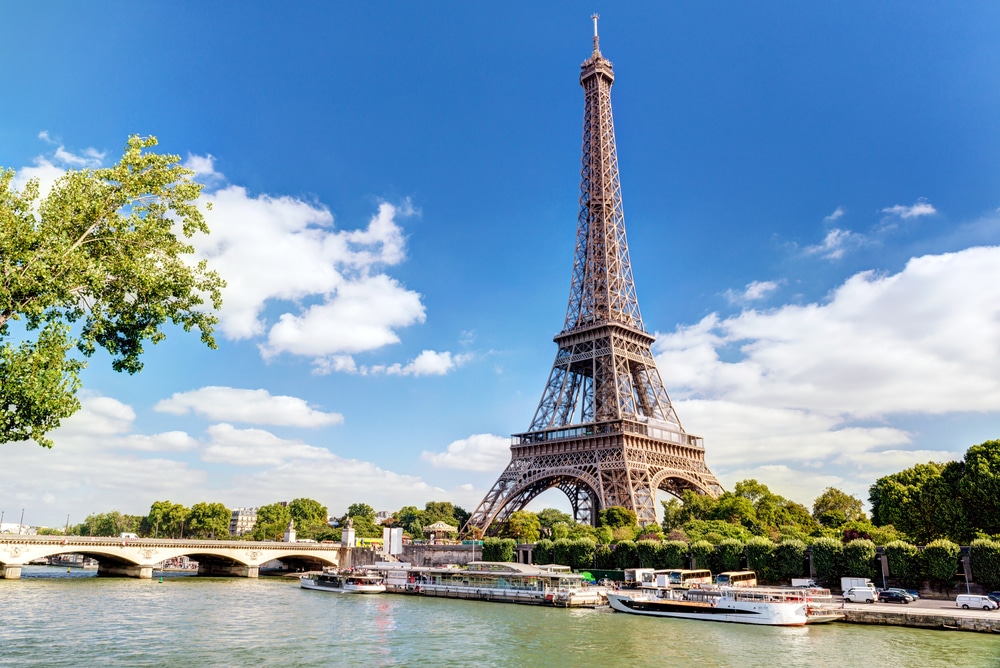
(970, 539, 1000, 591)
(482, 537, 516, 562)
(923, 539, 960, 586)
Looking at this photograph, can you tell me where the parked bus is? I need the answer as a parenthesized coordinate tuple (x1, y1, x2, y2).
(667, 569, 713, 587)
(716, 570, 757, 588)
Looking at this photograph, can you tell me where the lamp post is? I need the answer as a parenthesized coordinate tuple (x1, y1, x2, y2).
(18, 509, 25, 535)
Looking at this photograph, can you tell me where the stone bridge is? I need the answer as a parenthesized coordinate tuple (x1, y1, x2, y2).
(0, 535, 352, 579)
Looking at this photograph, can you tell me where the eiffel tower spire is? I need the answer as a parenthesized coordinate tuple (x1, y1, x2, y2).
(465, 21, 722, 536)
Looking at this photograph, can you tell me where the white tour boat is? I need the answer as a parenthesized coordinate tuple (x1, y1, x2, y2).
(607, 586, 843, 626)
(299, 570, 386, 594)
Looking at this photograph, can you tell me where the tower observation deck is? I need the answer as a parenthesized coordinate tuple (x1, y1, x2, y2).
(464, 18, 722, 535)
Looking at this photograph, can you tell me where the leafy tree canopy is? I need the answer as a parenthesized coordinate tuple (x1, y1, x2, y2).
(812, 487, 867, 528)
(186, 502, 230, 539)
(1, 136, 223, 447)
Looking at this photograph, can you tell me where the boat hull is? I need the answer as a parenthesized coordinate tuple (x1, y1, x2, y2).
(607, 592, 818, 626)
(299, 577, 385, 594)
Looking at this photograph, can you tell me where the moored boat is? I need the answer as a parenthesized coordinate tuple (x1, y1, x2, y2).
(607, 586, 843, 626)
(300, 570, 386, 594)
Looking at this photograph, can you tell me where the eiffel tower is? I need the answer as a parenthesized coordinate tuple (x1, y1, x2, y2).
(465, 17, 723, 535)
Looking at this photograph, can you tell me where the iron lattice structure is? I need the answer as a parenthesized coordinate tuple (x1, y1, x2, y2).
(465, 20, 723, 535)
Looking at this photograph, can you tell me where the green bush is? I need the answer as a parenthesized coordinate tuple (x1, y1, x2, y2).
(773, 539, 807, 581)
(569, 539, 597, 570)
(636, 539, 660, 568)
(970, 538, 1000, 591)
(595, 544, 615, 569)
(482, 537, 516, 562)
(655, 540, 690, 569)
(841, 539, 878, 582)
(614, 540, 638, 569)
(923, 539, 960, 587)
(689, 540, 713, 570)
(883, 540, 920, 588)
(809, 537, 843, 586)
(534, 539, 554, 565)
(744, 536, 775, 583)
(552, 538, 573, 566)
(710, 539, 744, 574)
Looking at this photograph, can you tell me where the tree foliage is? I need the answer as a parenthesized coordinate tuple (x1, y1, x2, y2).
(74, 511, 143, 537)
(186, 502, 230, 539)
(141, 500, 189, 538)
(288, 498, 329, 540)
(812, 487, 867, 528)
(505, 511, 541, 543)
(251, 503, 292, 541)
(1, 136, 223, 447)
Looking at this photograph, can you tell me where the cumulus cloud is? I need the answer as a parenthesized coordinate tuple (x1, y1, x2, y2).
(421, 433, 512, 472)
(11, 135, 106, 198)
(155, 386, 343, 427)
(803, 228, 867, 260)
(655, 245, 1000, 504)
(824, 206, 846, 222)
(882, 199, 937, 219)
(725, 280, 782, 305)
(201, 423, 334, 466)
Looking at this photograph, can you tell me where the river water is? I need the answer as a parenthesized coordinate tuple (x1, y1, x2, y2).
(1, 567, 997, 667)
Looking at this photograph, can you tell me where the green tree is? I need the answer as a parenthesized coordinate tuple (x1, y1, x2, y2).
(710, 538, 745, 574)
(812, 487, 867, 528)
(142, 500, 189, 538)
(958, 440, 1000, 536)
(343, 503, 382, 538)
(288, 498, 329, 540)
(923, 539, 960, 589)
(536, 508, 573, 538)
(75, 511, 143, 537)
(773, 539, 808, 581)
(505, 511, 541, 543)
(252, 503, 292, 541)
(841, 539, 878, 581)
(809, 537, 843, 586)
(186, 502, 230, 539)
(743, 536, 776, 583)
(883, 540, 921, 589)
(0, 136, 224, 448)
(869, 461, 967, 543)
(598, 506, 638, 529)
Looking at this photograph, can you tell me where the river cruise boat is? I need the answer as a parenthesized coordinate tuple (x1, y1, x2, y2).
(300, 570, 386, 594)
(608, 586, 843, 626)
(382, 561, 606, 608)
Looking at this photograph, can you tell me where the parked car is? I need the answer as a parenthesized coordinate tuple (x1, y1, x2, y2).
(843, 586, 878, 603)
(988, 592, 1000, 604)
(955, 594, 999, 610)
(877, 590, 913, 604)
(886, 587, 919, 600)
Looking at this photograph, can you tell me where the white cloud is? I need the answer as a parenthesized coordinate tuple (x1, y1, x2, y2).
(155, 386, 343, 428)
(654, 245, 1000, 505)
(803, 228, 866, 260)
(824, 206, 846, 222)
(371, 350, 473, 377)
(882, 199, 937, 219)
(201, 424, 333, 466)
(261, 274, 425, 358)
(12, 139, 106, 199)
(421, 433, 512, 472)
(725, 280, 782, 304)
(188, 174, 432, 367)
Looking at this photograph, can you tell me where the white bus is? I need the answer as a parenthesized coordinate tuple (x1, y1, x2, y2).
(716, 570, 757, 588)
(667, 569, 713, 587)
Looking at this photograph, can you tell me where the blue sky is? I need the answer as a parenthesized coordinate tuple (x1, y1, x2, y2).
(4, 3, 1000, 528)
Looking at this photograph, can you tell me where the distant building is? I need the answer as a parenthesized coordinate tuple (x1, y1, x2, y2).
(0, 523, 35, 535)
(229, 507, 258, 536)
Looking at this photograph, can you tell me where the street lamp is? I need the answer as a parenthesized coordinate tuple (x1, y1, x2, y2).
(18, 509, 25, 535)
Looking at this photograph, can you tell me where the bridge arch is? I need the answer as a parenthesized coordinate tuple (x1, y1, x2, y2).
(483, 468, 601, 534)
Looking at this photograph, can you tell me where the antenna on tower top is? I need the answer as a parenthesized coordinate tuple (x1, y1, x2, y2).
(591, 13, 600, 53)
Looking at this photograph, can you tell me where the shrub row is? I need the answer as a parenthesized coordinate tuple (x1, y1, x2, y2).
(524, 536, 1000, 590)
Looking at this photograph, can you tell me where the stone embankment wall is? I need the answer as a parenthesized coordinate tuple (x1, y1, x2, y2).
(841, 608, 1000, 633)
(401, 544, 475, 567)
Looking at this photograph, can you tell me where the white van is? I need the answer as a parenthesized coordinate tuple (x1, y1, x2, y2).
(956, 594, 998, 610)
(843, 586, 878, 603)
